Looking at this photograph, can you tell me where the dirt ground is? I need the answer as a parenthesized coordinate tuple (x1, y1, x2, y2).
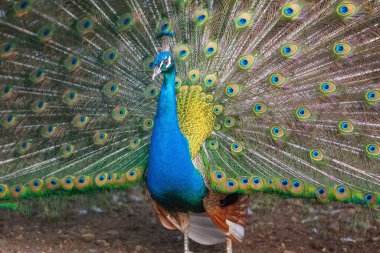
(0, 189, 378, 253)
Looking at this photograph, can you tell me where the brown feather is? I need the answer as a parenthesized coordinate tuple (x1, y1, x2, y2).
(203, 191, 249, 242)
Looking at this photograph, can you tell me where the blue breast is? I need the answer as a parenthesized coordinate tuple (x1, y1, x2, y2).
(146, 70, 207, 213)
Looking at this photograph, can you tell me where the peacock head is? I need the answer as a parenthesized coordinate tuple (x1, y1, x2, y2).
(152, 51, 175, 80)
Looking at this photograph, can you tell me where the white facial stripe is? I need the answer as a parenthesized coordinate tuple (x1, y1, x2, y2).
(152, 67, 162, 80)
(166, 56, 171, 69)
(152, 56, 171, 80)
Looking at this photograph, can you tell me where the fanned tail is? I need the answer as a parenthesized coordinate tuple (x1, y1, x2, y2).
(0, 0, 379, 209)
(0, 0, 163, 200)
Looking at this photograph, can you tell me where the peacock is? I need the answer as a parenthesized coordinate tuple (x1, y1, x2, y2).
(0, 0, 379, 252)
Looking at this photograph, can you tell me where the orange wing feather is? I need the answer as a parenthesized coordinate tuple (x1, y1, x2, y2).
(203, 191, 249, 242)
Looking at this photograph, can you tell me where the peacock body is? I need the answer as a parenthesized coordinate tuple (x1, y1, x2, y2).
(147, 53, 208, 212)
(0, 0, 379, 252)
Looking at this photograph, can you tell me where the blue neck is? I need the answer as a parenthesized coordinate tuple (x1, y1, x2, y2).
(147, 66, 207, 212)
(155, 68, 178, 126)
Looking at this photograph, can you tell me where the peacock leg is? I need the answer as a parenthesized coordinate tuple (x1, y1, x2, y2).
(226, 238, 233, 253)
(184, 226, 192, 253)
(178, 213, 192, 253)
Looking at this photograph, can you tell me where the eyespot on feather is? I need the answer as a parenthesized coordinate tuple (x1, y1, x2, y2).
(64, 55, 81, 72)
(175, 77, 183, 90)
(281, 2, 302, 19)
(203, 73, 218, 88)
(365, 143, 380, 159)
(207, 139, 219, 150)
(213, 122, 222, 131)
(309, 149, 324, 163)
(238, 176, 250, 190)
(280, 42, 300, 58)
(156, 18, 174, 37)
(144, 56, 155, 72)
(117, 13, 135, 31)
(103, 81, 119, 97)
(29, 68, 46, 84)
(17, 140, 31, 154)
(0, 184, 9, 199)
(29, 179, 43, 192)
(211, 170, 226, 184)
(269, 73, 287, 88)
(94, 173, 108, 187)
(204, 41, 218, 58)
(230, 142, 243, 155)
(270, 126, 286, 140)
(0, 42, 15, 59)
(290, 180, 304, 194)
(337, 120, 354, 136)
(205, 94, 214, 103)
(41, 124, 57, 138)
(333, 185, 350, 201)
(13, 0, 32, 17)
(250, 176, 263, 190)
(93, 131, 108, 145)
(129, 138, 141, 149)
(364, 90, 380, 106)
(72, 114, 89, 128)
(315, 187, 329, 202)
(112, 173, 127, 185)
(225, 84, 240, 98)
(193, 8, 210, 26)
(224, 116, 236, 128)
(0, 84, 14, 99)
(295, 107, 311, 121)
(126, 167, 143, 182)
(277, 179, 291, 191)
(74, 176, 92, 190)
(102, 48, 119, 65)
(62, 143, 74, 157)
(363, 192, 376, 206)
(32, 99, 47, 113)
(238, 54, 256, 70)
(213, 104, 224, 116)
(45, 177, 61, 190)
(142, 118, 154, 131)
(37, 25, 55, 42)
(333, 42, 352, 57)
(252, 102, 268, 117)
(188, 69, 200, 83)
(235, 12, 252, 29)
(76, 17, 94, 35)
(112, 105, 128, 121)
(336, 2, 358, 18)
(175, 45, 191, 61)
(63, 89, 79, 106)
(0, 114, 17, 128)
(224, 179, 238, 192)
(61, 176, 75, 190)
(11, 185, 25, 198)
(319, 81, 337, 96)
(209, 165, 221, 175)
(146, 85, 159, 99)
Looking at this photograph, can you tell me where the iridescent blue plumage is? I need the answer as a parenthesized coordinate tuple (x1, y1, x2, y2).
(146, 52, 207, 212)
(0, 1, 379, 252)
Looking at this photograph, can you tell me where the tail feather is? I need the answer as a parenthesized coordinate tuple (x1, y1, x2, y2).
(0, 0, 379, 208)
(189, 213, 226, 245)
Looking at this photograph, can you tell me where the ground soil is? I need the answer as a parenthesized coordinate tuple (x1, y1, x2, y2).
(0, 190, 378, 253)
